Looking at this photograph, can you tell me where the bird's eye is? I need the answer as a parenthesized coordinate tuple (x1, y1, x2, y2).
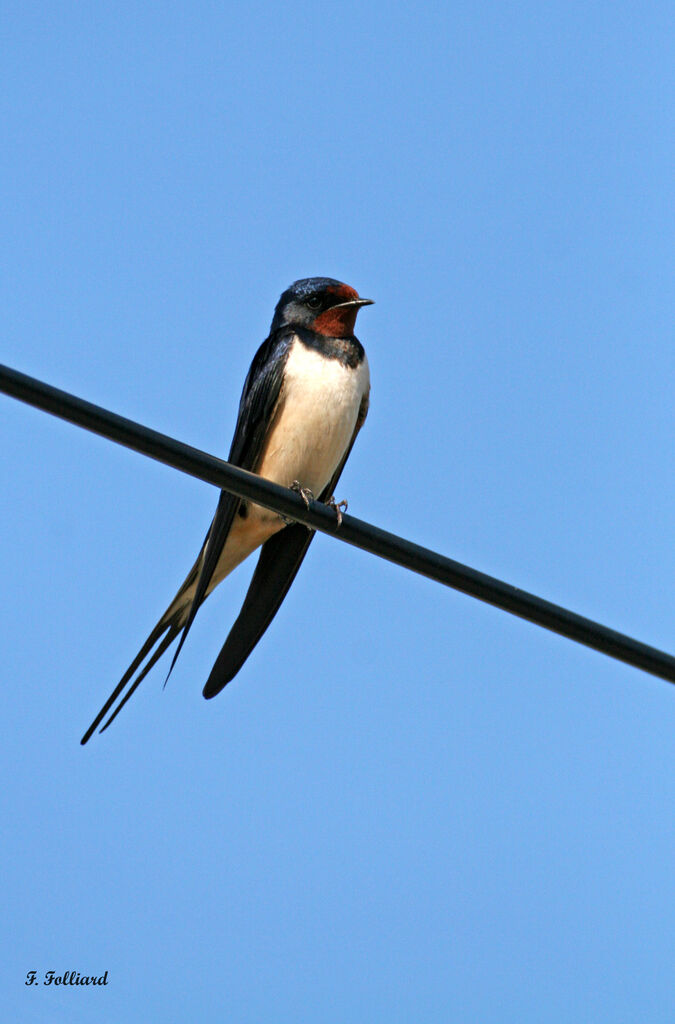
(306, 295, 322, 309)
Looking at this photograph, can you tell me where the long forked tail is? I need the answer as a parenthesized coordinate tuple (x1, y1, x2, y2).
(80, 606, 186, 745)
(81, 491, 241, 744)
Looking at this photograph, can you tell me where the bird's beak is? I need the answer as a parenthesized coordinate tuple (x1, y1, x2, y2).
(332, 298, 374, 310)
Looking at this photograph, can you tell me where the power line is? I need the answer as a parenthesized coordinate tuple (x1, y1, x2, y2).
(2, 360, 674, 687)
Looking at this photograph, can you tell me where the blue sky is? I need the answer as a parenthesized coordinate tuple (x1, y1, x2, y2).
(2, 1, 674, 1020)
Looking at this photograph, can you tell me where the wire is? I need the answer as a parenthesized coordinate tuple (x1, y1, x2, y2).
(2, 360, 674, 687)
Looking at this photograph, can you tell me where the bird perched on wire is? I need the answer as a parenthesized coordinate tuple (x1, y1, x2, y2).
(81, 277, 373, 743)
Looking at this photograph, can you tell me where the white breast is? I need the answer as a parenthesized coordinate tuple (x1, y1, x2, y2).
(256, 336, 370, 498)
(202, 335, 370, 594)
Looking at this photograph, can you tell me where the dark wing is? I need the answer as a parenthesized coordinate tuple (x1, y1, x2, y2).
(202, 391, 370, 698)
(80, 330, 293, 744)
(164, 329, 293, 671)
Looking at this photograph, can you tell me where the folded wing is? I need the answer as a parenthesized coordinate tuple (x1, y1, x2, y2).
(80, 331, 293, 743)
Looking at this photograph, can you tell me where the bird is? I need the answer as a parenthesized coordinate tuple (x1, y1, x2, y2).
(81, 277, 373, 743)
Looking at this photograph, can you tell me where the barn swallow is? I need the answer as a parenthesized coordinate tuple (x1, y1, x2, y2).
(81, 278, 372, 743)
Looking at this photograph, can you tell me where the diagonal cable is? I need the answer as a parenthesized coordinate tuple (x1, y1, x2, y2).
(1, 361, 674, 687)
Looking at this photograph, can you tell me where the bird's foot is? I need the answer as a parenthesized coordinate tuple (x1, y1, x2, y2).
(326, 495, 348, 528)
(290, 480, 315, 511)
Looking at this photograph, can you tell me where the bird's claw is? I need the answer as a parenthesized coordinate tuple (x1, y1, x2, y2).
(326, 495, 348, 528)
(280, 482, 316, 524)
(291, 480, 315, 510)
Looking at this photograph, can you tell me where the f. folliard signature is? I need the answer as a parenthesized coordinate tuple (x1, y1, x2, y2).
(25, 970, 109, 987)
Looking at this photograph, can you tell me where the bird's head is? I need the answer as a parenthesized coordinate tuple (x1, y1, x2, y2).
(271, 278, 373, 338)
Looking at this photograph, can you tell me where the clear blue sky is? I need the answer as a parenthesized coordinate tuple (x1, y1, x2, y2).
(2, 1, 674, 1020)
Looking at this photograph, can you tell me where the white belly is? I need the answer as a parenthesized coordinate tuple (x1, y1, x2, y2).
(203, 336, 369, 594)
(256, 336, 370, 498)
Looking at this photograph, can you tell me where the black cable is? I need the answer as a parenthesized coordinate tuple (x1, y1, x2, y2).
(2, 361, 674, 686)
